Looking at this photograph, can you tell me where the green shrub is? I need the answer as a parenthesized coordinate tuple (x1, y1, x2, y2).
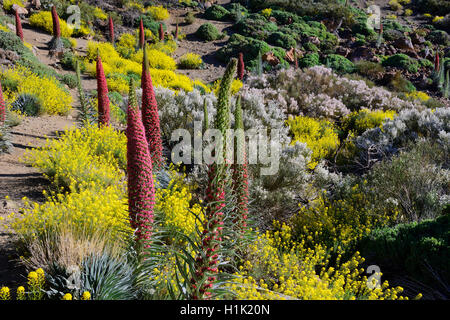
(140, 15, 167, 37)
(11, 93, 44, 116)
(195, 23, 222, 41)
(234, 16, 278, 40)
(267, 31, 297, 49)
(359, 214, 450, 293)
(382, 54, 420, 73)
(216, 33, 271, 66)
(0, 126, 13, 154)
(60, 73, 77, 89)
(270, 10, 303, 24)
(355, 61, 385, 80)
(302, 42, 319, 52)
(426, 30, 450, 46)
(204, 4, 230, 21)
(324, 54, 356, 74)
(389, 71, 417, 92)
(184, 11, 196, 25)
(298, 53, 320, 68)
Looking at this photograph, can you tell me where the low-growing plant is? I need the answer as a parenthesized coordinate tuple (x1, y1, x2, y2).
(178, 53, 203, 69)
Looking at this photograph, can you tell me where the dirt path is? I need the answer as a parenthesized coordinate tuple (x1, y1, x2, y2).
(0, 21, 82, 290)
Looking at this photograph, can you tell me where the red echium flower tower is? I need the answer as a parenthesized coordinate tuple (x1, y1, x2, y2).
(237, 52, 244, 81)
(0, 82, 5, 125)
(96, 51, 110, 126)
(51, 5, 61, 38)
(175, 20, 179, 40)
(141, 43, 163, 169)
(158, 23, 164, 42)
(108, 16, 115, 44)
(435, 51, 440, 72)
(190, 58, 238, 300)
(127, 78, 155, 249)
(15, 10, 23, 41)
(232, 95, 249, 233)
(139, 18, 145, 49)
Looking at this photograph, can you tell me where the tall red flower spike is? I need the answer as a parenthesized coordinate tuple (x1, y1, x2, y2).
(232, 95, 249, 233)
(141, 43, 163, 169)
(139, 18, 145, 49)
(175, 21, 179, 40)
(159, 23, 164, 42)
(108, 16, 115, 44)
(51, 5, 61, 38)
(96, 51, 110, 126)
(0, 82, 5, 125)
(127, 79, 155, 249)
(15, 10, 23, 41)
(237, 52, 245, 80)
(435, 51, 440, 72)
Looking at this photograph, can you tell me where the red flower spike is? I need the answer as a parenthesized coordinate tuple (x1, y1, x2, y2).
(96, 52, 110, 126)
(0, 82, 5, 124)
(159, 23, 164, 42)
(139, 18, 145, 48)
(51, 5, 61, 38)
(141, 43, 163, 169)
(127, 79, 155, 249)
(108, 16, 115, 44)
(15, 10, 23, 41)
(237, 52, 245, 80)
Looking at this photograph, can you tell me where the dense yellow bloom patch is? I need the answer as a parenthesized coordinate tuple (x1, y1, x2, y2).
(84, 41, 193, 92)
(212, 79, 243, 96)
(405, 91, 430, 102)
(155, 172, 204, 236)
(287, 116, 340, 169)
(145, 5, 170, 20)
(23, 124, 126, 190)
(1, 66, 72, 115)
(292, 185, 399, 248)
(342, 109, 397, 135)
(2, 0, 24, 11)
(94, 7, 108, 20)
(178, 53, 203, 69)
(229, 223, 406, 300)
(29, 11, 74, 37)
(130, 49, 177, 71)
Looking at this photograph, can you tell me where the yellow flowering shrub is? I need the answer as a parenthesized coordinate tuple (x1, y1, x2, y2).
(85, 41, 192, 91)
(2, 0, 24, 10)
(148, 40, 177, 55)
(29, 11, 73, 37)
(260, 8, 272, 18)
(0, 24, 10, 33)
(287, 116, 340, 169)
(405, 91, 430, 102)
(1, 66, 72, 115)
(291, 185, 399, 249)
(213, 79, 243, 96)
(155, 172, 204, 236)
(192, 79, 211, 93)
(0, 286, 10, 300)
(130, 49, 177, 71)
(62, 293, 73, 300)
(229, 223, 406, 300)
(10, 183, 132, 245)
(94, 7, 108, 20)
(341, 109, 396, 136)
(432, 16, 444, 23)
(23, 124, 126, 190)
(178, 53, 203, 69)
(145, 5, 170, 20)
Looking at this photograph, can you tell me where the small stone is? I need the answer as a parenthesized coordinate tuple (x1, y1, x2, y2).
(12, 4, 28, 15)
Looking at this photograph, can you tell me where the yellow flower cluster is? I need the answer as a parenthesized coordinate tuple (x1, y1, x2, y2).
(260, 8, 273, 18)
(155, 172, 204, 236)
(84, 41, 193, 92)
(0, 269, 47, 300)
(432, 16, 444, 23)
(405, 91, 430, 102)
(342, 109, 396, 135)
(94, 7, 108, 20)
(212, 79, 243, 96)
(23, 124, 126, 190)
(145, 5, 170, 21)
(62, 293, 72, 300)
(287, 116, 340, 169)
(178, 53, 203, 69)
(292, 185, 399, 248)
(2, 0, 24, 11)
(10, 183, 132, 245)
(228, 223, 406, 300)
(1, 66, 73, 115)
(29, 11, 74, 37)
